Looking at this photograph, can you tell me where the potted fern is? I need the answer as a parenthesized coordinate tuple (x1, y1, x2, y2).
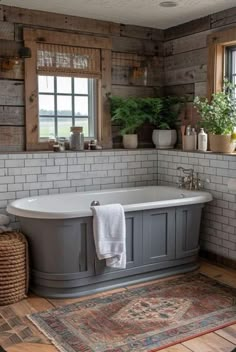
(109, 96, 147, 149)
(146, 96, 182, 149)
(194, 80, 236, 153)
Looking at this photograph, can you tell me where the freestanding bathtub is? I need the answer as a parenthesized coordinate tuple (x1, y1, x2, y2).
(7, 186, 212, 298)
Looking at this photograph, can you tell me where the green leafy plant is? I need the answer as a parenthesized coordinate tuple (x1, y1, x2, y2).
(194, 80, 236, 135)
(147, 96, 183, 130)
(108, 96, 149, 135)
(141, 97, 162, 126)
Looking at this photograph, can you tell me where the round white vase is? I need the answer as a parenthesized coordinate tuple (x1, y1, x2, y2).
(152, 129, 177, 149)
(123, 134, 138, 149)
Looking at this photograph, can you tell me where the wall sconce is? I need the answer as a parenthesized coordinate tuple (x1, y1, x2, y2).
(0, 47, 31, 71)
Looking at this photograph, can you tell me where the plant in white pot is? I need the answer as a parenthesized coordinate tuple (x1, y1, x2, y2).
(109, 96, 147, 149)
(194, 80, 236, 153)
(146, 96, 182, 149)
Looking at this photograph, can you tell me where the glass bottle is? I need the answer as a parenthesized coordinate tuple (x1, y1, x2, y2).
(198, 128, 207, 152)
(69, 127, 84, 150)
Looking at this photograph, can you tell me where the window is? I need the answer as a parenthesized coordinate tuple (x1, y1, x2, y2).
(226, 46, 236, 92)
(38, 75, 97, 139)
(23, 28, 112, 150)
(207, 27, 236, 99)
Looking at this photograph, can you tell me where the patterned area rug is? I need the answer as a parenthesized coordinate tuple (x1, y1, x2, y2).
(28, 274, 236, 352)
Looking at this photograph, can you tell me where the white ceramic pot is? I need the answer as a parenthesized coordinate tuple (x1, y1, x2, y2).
(209, 134, 236, 153)
(123, 134, 138, 149)
(152, 129, 177, 149)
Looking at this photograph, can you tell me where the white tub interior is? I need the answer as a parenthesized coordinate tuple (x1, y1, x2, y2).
(7, 186, 213, 219)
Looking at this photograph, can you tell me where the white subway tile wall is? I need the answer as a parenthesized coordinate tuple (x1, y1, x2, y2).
(1, 150, 158, 228)
(1, 149, 236, 261)
(157, 150, 236, 261)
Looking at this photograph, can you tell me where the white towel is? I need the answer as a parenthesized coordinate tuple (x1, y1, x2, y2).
(91, 204, 126, 269)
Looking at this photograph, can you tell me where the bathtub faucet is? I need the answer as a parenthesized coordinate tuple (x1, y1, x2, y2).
(177, 167, 201, 190)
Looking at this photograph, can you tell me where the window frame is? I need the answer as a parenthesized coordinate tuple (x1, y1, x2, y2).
(207, 27, 236, 99)
(23, 28, 112, 150)
(225, 45, 236, 86)
(38, 75, 97, 140)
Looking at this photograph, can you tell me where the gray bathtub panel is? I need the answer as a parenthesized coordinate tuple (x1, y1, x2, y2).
(142, 208, 175, 265)
(30, 256, 199, 294)
(20, 217, 95, 278)
(30, 261, 200, 298)
(176, 204, 203, 259)
(18, 203, 204, 298)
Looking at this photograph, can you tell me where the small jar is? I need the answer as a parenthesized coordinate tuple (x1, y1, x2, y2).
(70, 127, 84, 151)
(64, 139, 70, 150)
(53, 143, 60, 152)
(48, 135, 56, 150)
(89, 139, 97, 150)
(58, 138, 66, 152)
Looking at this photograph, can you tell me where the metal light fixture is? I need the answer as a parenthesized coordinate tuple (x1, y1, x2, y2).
(0, 47, 31, 71)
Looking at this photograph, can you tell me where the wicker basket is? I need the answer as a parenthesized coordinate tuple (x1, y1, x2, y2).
(0, 232, 29, 305)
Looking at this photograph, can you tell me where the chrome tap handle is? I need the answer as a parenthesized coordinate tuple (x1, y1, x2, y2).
(193, 172, 202, 190)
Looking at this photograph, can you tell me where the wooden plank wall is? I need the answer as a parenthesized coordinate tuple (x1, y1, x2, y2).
(1, 4, 236, 150)
(163, 8, 236, 127)
(0, 5, 163, 150)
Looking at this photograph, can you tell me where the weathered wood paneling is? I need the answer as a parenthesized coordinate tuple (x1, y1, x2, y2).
(111, 85, 161, 97)
(195, 82, 207, 97)
(164, 16, 211, 41)
(164, 64, 207, 86)
(0, 6, 3, 21)
(165, 23, 236, 56)
(120, 24, 163, 41)
(112, 36, 162, 55)
(112, 67, 162, 87)
(163, 7, 236, 105)
(0, 21, 14, 40)
(24, 28, 112, 50)
(0, 106, 25, 126)
(0, 39, 22, 56)
(0, 80, 24, 106)
(211, 7, 236, 28)
(164, 84, 194, 100)
(0, 126, 25, 151)
(164, 48, 207, 71)
(0, 5, 164, 151)
(164, 31, 209, 56)
(0, 61, 24, 80)
(2, 5, 120, 36)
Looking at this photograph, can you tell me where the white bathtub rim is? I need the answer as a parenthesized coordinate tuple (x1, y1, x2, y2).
(7, 186, 213, 220)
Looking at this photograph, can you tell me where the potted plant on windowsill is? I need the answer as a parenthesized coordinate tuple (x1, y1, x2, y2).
(108, 96, 147, 149)
(194, 80, 236, 153)
(146, 96, 183, 149)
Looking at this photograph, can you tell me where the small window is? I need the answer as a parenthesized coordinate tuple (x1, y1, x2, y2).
(24, 28, 112, 150)
(226, 46, 236, 89)
(38, 75, 97, 140)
